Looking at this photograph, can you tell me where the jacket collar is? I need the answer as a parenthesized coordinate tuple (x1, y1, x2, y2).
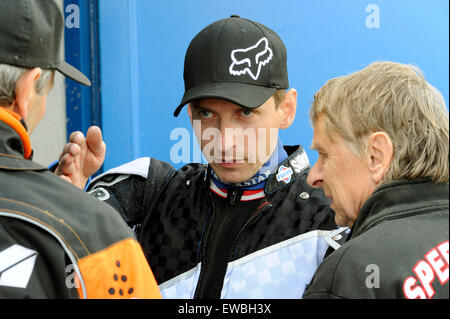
(0, 107, 32, 158)
(0, 109, 45, 171)
(264, 145, 310, 195)
(350, 178, 449, 239)
(205, 145, 310, 195)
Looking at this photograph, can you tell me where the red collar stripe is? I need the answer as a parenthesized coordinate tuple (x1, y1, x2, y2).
(209, 181, 265, 201)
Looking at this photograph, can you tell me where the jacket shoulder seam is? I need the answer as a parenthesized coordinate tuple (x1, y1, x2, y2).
(0, 198, 90, 255)
(0, 208, 82, 260)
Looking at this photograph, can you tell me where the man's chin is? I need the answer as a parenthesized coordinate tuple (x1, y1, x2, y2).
(334, 213, 353, 228)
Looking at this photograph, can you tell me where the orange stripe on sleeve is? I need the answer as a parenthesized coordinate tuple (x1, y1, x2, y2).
(76, 238, 162, 299)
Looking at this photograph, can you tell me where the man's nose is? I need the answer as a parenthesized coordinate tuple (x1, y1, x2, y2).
(306, 163, 323, 188)
(216, 121, 236, 154)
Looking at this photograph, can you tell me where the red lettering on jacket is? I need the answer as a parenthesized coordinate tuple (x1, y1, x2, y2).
(403, 240, 449, 299)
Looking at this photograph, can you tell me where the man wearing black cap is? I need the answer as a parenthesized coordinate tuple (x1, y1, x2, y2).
(0, 0, 161, 298)
(59, 15, 345, 299)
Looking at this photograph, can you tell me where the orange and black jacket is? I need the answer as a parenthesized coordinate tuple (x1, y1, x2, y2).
(0, 108, 161, 299)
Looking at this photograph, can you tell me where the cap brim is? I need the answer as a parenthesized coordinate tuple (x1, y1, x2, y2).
(57, 61, 91, 86)
(174, 82, 277, 117)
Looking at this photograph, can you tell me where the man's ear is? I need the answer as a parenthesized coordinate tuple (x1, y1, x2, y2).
(187, 103, 193, 124)
(367, 132, 393, 184)
(13, 67, 42, 118)
(278, 88, 297, 129)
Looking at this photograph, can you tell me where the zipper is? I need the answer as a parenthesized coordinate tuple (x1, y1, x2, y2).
(194, 196, 271, 298)
(229, 189, 238, 206)
(227, 200, 272, 262)
(193, 192, 216, 299)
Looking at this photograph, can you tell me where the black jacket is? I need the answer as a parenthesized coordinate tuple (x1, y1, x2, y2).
(88, 145, 346, 298)
(0, 112, 161, 299)
(303, 179, 449, 299)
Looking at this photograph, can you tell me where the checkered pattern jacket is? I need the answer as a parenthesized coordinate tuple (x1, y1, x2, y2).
(88, 146, 346, 298)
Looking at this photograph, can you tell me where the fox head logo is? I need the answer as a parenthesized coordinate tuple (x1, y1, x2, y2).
(229, 37, 273, 81)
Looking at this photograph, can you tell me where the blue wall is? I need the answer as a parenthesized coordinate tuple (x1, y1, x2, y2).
(97, 0, 449, 171)
(64, 0, 101, 141)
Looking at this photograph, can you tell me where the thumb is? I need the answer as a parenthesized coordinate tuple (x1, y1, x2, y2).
(86, 126, 106, 156)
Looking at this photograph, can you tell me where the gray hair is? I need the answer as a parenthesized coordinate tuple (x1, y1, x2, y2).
(310, 61, 449, 183)
(0, 63, 55, 106)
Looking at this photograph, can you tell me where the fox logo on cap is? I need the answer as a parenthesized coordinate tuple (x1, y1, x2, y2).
(229, 37, 273, 80)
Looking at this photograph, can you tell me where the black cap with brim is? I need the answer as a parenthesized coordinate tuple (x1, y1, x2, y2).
(175, 15, 289, 118)
(174, 82, 276, 117)
(0, 0, 91, 87)
(57, 61, 91, 87)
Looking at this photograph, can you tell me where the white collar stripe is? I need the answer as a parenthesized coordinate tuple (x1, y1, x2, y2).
(209, 181, 265, 201)
(210, 181, 227, 198)
(241, 190, 265, 201)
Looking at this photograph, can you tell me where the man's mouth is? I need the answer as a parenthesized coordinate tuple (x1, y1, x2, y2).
(211, 157, 245, 164)
(210, 158, 245, 169)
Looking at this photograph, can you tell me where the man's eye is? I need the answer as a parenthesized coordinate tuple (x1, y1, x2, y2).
(200, 111, 213, 118)
(241, 110, 253, 117)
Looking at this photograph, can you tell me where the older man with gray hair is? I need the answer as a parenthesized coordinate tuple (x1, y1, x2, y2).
(303, 61, 449, 299)
(0, 0, 161, 299)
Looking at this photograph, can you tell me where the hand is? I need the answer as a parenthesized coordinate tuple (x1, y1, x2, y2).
(55, 126, 106, 190)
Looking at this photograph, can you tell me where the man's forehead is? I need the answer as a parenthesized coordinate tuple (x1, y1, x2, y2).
(310, 117, 332, 150)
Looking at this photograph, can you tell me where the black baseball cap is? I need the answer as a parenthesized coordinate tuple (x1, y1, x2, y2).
(174, 15, 289, 117)
(0, 0, 91, 86)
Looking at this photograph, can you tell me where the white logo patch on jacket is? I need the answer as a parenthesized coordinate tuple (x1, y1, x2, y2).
(0, 244, 38, 289)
